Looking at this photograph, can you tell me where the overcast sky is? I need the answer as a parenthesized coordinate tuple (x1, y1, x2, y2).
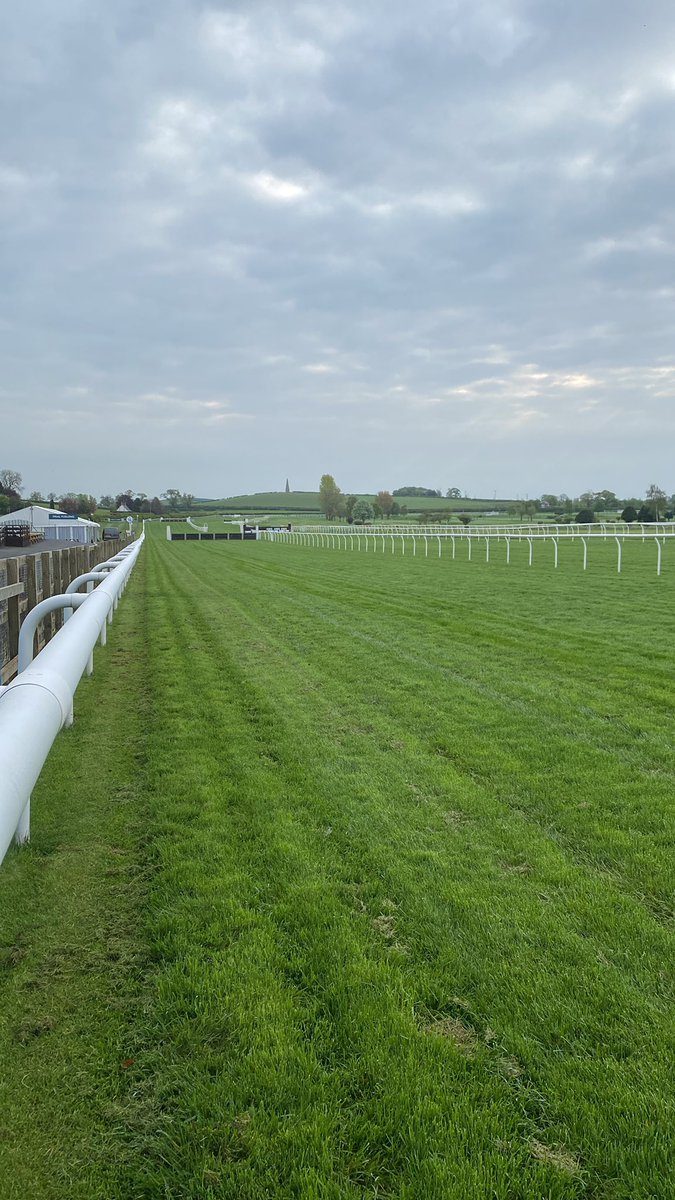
(2, 0, 674, 500)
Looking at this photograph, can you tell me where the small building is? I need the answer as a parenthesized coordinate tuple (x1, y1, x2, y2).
(0, 505, 100, 544)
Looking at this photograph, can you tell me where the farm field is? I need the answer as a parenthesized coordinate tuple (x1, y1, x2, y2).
(0, 528, 674, 1198)
(205, 491, 520, 516)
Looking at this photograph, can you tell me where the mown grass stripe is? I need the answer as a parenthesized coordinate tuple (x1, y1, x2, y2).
(0, 530, 673, 1198)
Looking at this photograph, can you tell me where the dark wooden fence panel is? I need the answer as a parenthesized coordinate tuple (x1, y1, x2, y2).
(0, 538, 127, 683)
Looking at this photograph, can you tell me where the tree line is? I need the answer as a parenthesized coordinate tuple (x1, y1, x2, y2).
(0, 470, 201, 517)
(318, 476, 675, 524)
(2, 466, 673, 525)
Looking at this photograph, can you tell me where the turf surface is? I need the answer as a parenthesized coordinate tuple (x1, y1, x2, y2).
(0, 530, 673, 1198)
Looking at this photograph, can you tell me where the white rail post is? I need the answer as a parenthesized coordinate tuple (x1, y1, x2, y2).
(615, 536, 622, 573)
(528, 537, 533, 566)
(582, 537, 588, 570)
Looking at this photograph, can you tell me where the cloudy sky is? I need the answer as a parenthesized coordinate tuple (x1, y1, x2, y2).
(2, 0, 674, 501)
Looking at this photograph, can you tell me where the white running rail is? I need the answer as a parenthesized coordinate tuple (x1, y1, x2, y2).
(0, 532, 144, 866)
(186, 516, 208, 533)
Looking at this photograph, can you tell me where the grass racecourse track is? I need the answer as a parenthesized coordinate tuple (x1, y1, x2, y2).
(0, 528, 674, 1199)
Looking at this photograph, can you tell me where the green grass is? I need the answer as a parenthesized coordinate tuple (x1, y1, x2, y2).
(203, 491, 519, 515)
(0, 529, 674, 1197)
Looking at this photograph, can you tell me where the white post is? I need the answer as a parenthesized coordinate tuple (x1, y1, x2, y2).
(506, 537, 510, 564)
(14, 799, 29, 844)
(615, 536, 622, 573)
(582, 537, 587, 571)
(528, 537, 533, 566)
(166, 525, 172, 540)
(656, 537, 662, 577)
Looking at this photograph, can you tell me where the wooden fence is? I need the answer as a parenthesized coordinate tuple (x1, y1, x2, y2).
(0, 539, 126, 683)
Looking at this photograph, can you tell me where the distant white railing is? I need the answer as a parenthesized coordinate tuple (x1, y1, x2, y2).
(264, 524, 673, 575)
(186, 516, 208, 533)
(0, 532, 144, 866)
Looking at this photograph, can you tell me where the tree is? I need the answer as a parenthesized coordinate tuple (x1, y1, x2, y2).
(576, 508, 595, 524)
(393, 486, 440, 498)
(344, 495, 357, 521)
(0, 495, 9, 515)
(646, 484, 667, 521)
(0, 468, 22, 495)
(182, 493, 195, 510)
(58, 492, 79, 514)
(150, 496, 164, 515)
(457, 514, 472, 526)
(28, 490, 44, 503)
(540, 494, 559, 510)
(376, 490, 395, 517)
(621, 505, 638, 523)
(352, 499, 374, 523)
(446, 487, 461, 499)
(116, 492, 133, 509)
(140, 498, 153, 513)
(593, 489, 619, 512)
(162, 489, 182, 511)
(637, 503, 656, 523)
(319, 474, 344, 520)
(99, 495, 115, 509)
(510, 499, 536, 520)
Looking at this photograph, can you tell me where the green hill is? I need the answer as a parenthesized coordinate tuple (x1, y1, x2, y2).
(201, 492, 515, 515)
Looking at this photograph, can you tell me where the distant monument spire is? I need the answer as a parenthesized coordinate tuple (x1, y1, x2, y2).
(285, 478, 290, 493)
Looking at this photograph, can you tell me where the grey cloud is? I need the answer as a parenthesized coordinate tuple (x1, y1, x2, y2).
(1, 0, 675, 498)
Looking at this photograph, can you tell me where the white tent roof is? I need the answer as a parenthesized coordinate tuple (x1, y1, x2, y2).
(0, 505, 99, 529)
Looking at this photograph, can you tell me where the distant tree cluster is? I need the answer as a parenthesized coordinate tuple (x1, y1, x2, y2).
(318, 477, 409, 522)
(538, 485, 673, 523)
(109, 491, 166, 513)
(393, 486, 443, 498)
(58, 493, 98, 516)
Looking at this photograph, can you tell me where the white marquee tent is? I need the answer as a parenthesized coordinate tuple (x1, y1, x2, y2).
(0, 505, 100, 544)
